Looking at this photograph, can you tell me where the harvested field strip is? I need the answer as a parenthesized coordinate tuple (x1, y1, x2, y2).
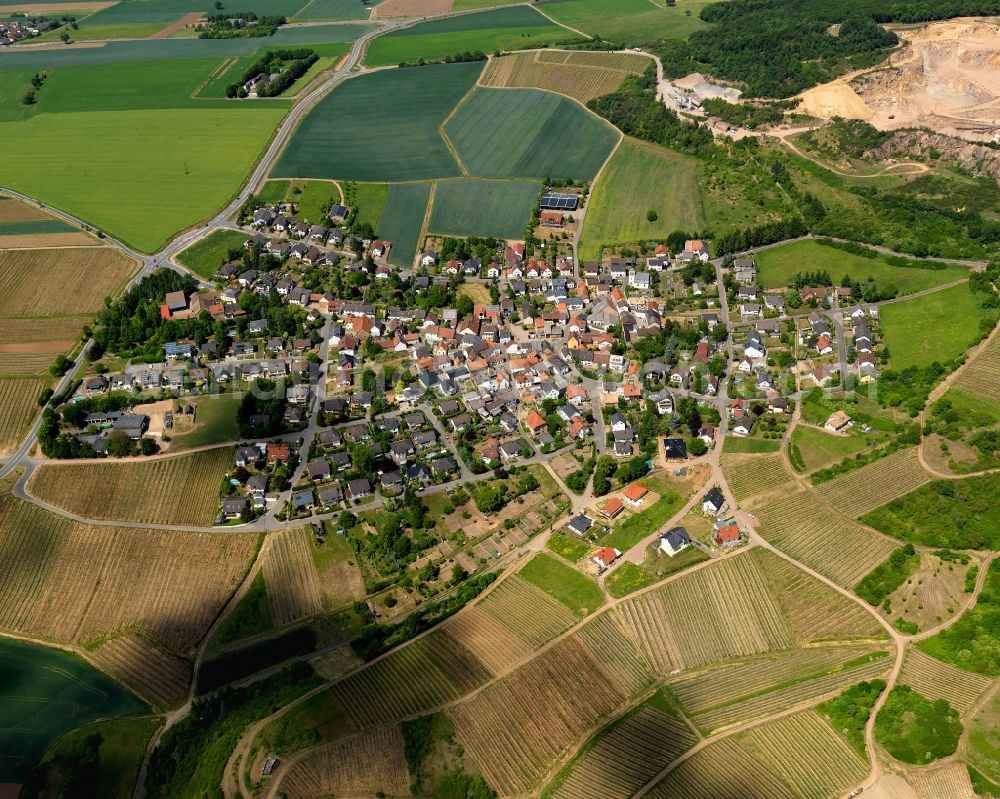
(27, 446, 232, 526)
(758, 548, 887, 643)
(669, 645, 880, 715)
(281, 725, 410, 799)
(907, 763, 977, 799)
(900, 648, 991, 713)
(88, 634, 191, 709)
(690, 653, 890, 733)
(756, 489, 898, 588)
(816, 448, 929, 518)
(646, 736, 790, 799)
(448, 635, 631, 796)
(0, 247, 133, 316)
(422, 628, 494, 691)
(576, 612, 653, 695)
(261, 527, 324, 626)
(953, 329, 1000, 400)
(721, 452, 795, 507)
(0, 197, 51, 222)
(330, 639, 463, 728)
(551, 706, 697, 799)
(439, 604, 532, 673)
(0, 492, 258, 652)
(477, 574, 577, 647)
(478, 49, 649, 103)
(0, 377, 52, 454)
(616, 552, 793, 674)
(739, 711, 868, 799)
(0, 232, 97, 248)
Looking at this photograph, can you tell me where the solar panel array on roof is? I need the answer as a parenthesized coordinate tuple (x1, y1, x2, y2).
(540, 192, 578, 211)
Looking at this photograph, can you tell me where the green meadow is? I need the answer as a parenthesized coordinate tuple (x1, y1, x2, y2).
(446, 87, 618, 180)
(376, 182, 432, 268)
(580, 138, 700, 260)
(292, 0, 378, 19)
(364, 6, 576, 67)
(0, 637, 147, 781)
(539, 0, 711, 43)
(273, 62, 482, 182)
(428, 178, 539, 239)
(177, 228, 248, 278)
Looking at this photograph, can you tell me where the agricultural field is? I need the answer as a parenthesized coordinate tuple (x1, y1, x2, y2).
(364, 6, 576, 66)
(899, 648, 992, 714)
(292, 0, 379, 20)
(0, 316, 87, 376)
(428, 178, 539, 239)
(478, 49, 651, 104)
(281, 726, 410, 798)
(0, 246, 135, 316)
(880, 549, 973, 632)
(755, 489, 898, 587)
(548, 702, 697, 799)
(519, 553, 604, 616)
(952, 326, 1000, 401)
(754, 239, 969, 294)
(375, 181, 432, 267)
(261, 527, 325, 626)
(27, 446, 233, 526)
(0, 636, 148, 782)
(88, 634, 193, 710)
(967, 686, 1000, 785)
(446, 87, 619, 180)
(477, 573, 578, 647)
(437, 604, 533, 673)
(0, 491, 258, 652)
(0, 377, 55, 454)
(273, 62, 480, 182)
(646, 710, 867, 799)
(881, 282, 992, 369)
(720, 452, 796, 507)
(907, 764, 979, 799)
(0, 196, 95, 248)
(310, 528, 365, 611)
(165, 393, 241, 452)
(176, 228, 246, 279)
(539, 0, 712, 44)
(816, 447, 930, 518)
(579, 138, 700, 260)
(446, 634, 638, 796)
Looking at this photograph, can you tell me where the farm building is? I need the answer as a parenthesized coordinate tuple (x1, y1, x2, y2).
(540, 192, 578, 211)
(540, 211, 564, 228)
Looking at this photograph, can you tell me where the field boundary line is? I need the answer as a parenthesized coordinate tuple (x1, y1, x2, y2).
(439, 81, 478, 177)
(414, 181, 437, 263)
(529, 3, 592, 39)
(575, 131, 623, 262)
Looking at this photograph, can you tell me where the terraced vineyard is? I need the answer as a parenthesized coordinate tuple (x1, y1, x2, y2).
(446, 635, 633, 796)
(477, 574, 577, 647)
(900, 648, 992, 713)
(438, 604, 533, 673)
(478, 49, 650, 103)
(816, 448, 930, 518)
(756, 489, 898, 587)
(576, 613, 653, 695)
(0, 377, 51, 454)
(906, 763, 978, 799)
(614, 551, 793, 673)
(690, 652, 890, 733)
(952, 328, 1000, 400)
(721, 453, 796, 507)
(282, 726, 410, 799)
(550, 705, 697, 799)
(88, 634, 192, 709)
(261, 527, 324, 626)
(647, 711, 867, 799)
(27, 446, 232, 526)
(0, 491, 257, 653)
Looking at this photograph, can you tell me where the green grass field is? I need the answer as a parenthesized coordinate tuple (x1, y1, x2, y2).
(428, 178, 538, 239)
(283, 180, 341, 224)
(721, 436, 781, 454)
(600, 488, 686, 552)
(0, 637, 147, 781)
(176, 229, 247, 278)
(257, 180, 291, 205)
(0, 107, 285, 252)
(273, 62, 481, 182)
(0, 219, 75, 235)
(518, 553, 604, 616)
(538, 0, 711, 43)
(881, 283, 986, 369)
(755, 240, 969, 294)
(364, 6, 576, 67)
(580, 138, 699, 260)
(29, 717, 160, 798)
(446, 87, 618, 180)
(293, 0, 377, 20)
(790, 425, 876, 472)
(349, 182, 389, 231)
(376, 182, 432, 268)
(168, 394, 242, 451)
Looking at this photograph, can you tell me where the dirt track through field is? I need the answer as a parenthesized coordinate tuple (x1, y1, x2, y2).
(150, 11, 204, 39)
(373, 0, 451, 17)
